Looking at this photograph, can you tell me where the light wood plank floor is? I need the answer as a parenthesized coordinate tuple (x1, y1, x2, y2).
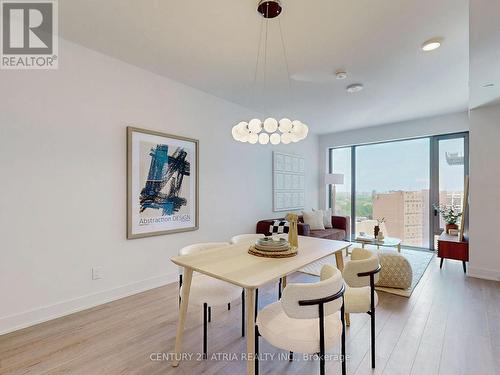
(1, 257, 499, 375)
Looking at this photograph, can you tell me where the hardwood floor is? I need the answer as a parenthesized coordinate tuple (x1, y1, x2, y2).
(1, 257, 499, 375)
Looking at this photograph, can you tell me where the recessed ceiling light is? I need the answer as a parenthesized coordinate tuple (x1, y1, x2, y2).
(422, 38, 442, 51)
(482, 83, 495, 88)
(346, 83, 363, 93)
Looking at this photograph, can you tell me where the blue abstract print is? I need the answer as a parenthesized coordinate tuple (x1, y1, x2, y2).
(140, 144, 190, 215)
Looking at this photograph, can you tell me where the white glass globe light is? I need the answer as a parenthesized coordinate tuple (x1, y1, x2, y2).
(281, 132, 291, 144)
(270, 133, 281, 145)
(248, 119, 262, 134)
(291, 120, 302, 130)
(278, 118, 292, 133)
(263, 118, 278, 133)
(231, 125, 241, 141)
(291, 122, 303, 134)
(239, 131, 250, 142)
(258, 133, 270, 144)
(248, 133, 259, 144)
(301, 123, 309, 139)
(236, 122, 249, 141)
(290, 132, 301, 142)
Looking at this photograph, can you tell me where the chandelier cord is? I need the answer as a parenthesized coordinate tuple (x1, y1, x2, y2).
(264, 3, 269, 89)
(278, 18, 292, 89)
(253, 17, 264, 88)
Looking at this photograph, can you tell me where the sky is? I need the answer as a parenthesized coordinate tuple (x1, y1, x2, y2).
(332, 137, 465, 193)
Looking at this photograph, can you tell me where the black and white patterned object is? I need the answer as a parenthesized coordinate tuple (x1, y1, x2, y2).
(269, 220, 289, 234)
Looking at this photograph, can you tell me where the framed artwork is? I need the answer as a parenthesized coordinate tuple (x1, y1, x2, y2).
(127, 127, 199, 239)
(272, 151, 305, 212)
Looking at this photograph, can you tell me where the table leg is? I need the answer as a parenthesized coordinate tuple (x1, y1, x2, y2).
(245, 287, 256, 375)
(335, 249, 349, 325)
(335, 249, 345, 272)
(397, 243, 401, 253)
(361, 243, 365, 249)
(172, 267, 193, 367)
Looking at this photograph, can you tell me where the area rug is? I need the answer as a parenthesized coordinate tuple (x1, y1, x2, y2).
(299, 247, 434, 297)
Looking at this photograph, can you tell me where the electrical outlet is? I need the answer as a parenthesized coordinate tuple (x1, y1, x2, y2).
(92, 267, 103, 280)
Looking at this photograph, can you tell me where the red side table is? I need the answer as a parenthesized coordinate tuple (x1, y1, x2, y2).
(437, 232, 469, 273)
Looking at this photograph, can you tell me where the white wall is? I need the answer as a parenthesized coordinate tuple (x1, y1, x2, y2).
(0, 40, 319, 334)
(468, 103, 500, 281)
(317, 112, 470, 208)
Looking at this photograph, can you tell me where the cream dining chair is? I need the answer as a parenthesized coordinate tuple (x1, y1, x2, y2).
(178, 242, 244, 359)
(342, 248, 381, 369)
(229, 233, 265, 244)
(255, 264, 346, 375)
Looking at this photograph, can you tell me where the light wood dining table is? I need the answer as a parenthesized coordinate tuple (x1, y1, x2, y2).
(170, 235, 350, 375)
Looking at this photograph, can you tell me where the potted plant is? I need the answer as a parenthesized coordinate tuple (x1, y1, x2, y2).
(374, 217, 385, 238)
(433, 204, 462, 234)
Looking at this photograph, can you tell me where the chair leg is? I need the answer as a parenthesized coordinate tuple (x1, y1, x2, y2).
(319, 303, 325, 375)
(440, 258, 444, 269)
(370, 274, 376, 369)
(228, 302, 231, 310)
(178, 274, 182, 307)
(371, 307, 376, 368)
(208, 306, 212, 323)
(203, 303, 208, 359)
(241, 290, 245, 337)
(255, 325, 259, 375)
(341, 302, 346, 375)
(255, 288, 259, 322)
(278, 278, 282, 299)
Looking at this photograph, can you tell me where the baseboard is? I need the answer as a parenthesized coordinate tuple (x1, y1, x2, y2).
(0, 272, 178, 336)
(467, 266, 500, 281)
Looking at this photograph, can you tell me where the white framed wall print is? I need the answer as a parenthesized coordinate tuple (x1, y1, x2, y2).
(273, 152, 305, 211)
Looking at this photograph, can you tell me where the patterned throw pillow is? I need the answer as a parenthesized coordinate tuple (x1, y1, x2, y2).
(269, 220, 290, 234)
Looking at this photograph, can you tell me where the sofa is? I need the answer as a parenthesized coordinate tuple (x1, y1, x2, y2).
(256, 215, 350, 241)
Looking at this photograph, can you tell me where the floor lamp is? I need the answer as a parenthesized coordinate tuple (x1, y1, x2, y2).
(325, 173, 344, 214)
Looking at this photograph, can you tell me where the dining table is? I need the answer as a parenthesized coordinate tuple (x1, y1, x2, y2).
(170, 235, 351, 375)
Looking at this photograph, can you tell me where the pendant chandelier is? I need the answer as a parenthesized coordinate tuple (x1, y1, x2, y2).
(231, 0, 308, 145)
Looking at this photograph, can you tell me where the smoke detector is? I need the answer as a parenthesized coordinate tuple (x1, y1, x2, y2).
(335, 70, 348, 80)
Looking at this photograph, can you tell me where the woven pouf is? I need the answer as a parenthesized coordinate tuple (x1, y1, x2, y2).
(376, 251, 413, 289)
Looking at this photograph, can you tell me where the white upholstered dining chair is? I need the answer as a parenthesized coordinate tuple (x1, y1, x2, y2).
(178, 242, 244, 358)
(255, 264, 346, 375)
(342, 248, 381, 369)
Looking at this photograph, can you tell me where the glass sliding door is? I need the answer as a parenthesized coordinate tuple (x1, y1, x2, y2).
(431, 134, 468, 248)
(329, 147, 352, 218)
(354, 138, 430, 248)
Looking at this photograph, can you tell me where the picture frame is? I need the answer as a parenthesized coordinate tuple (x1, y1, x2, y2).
(127, 127, 199, 239)
(272, 151, 305, 212)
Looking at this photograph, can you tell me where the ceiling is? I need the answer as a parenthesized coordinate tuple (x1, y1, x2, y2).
(469, 0, 500, 109)
(59, 0, 470, 134)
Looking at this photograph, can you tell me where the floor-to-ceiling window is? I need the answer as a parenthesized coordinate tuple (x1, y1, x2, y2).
(329, 132, 468, 250)
(355, 138, 430, 248)
(329, 147, 352, 218)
